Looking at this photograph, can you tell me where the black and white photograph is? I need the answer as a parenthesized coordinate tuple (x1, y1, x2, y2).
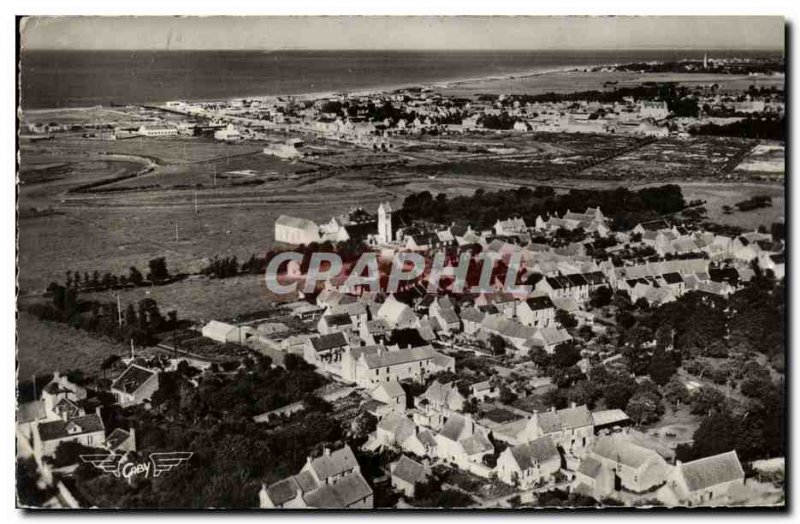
(13, 12, 787, 511)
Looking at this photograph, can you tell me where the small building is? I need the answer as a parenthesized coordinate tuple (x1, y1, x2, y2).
(33, 412, 106, 458)
(137, 124, 178, 137)
(275, 215, 321, 246)
(496, 436, 561, 489)
(110, 364, 160, 407)
(660, 451, 745, 507)
(390, 455, 428, 498)
(517, 295, 556, 328)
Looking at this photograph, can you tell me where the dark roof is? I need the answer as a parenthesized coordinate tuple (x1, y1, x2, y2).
(639, 219, 671, 231)
(324, 313, 353, 327)
(392, 455, 426, 484)
(525, 296, 555, 311)
(709, 267, 739, 285)
(311, 332, 349, 352)
(106, 428, 132, 450)
(566, 274, 589, 287)
(770, 253, 785, 264)
(266, 477, 302, 506)
(111, 365, 157, 394)
(662, 272, 684, 285)
(582, 271, 607, 285)
(37, 414, 104, 441)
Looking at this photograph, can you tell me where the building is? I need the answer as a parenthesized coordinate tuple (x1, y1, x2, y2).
(587, 434, 673, 495)
(340, 344, 453, 387)
(660, 451, 745, 507)
(33, 411, 106, 458)
(496, 436, 561, 489)
(259, 445, 373, 509)
(378, 202, 393, 243)
(390, 455, 428, 498)
(516, 404, 594, 455)
(137, 124, 178, 137)
(201, 320, 256, 345)
(110, 364, 160, 407)
(435, 413, 494, 471)
(275, 215, 321, 245)
(370, 380, 407, 410)
(639, 100, 669, 120)
(517, 296, 556, 328)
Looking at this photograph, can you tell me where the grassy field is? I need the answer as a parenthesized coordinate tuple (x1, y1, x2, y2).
(674, 182, 784, 230)
(16, 312, 127, 379)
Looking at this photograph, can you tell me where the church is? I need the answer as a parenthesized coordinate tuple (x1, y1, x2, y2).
(274, 202, 394, 247)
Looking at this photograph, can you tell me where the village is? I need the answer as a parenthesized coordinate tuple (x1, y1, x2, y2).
(16, 180, 786, 508)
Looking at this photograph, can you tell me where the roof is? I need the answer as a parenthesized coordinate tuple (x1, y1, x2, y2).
(460, 307, 484, 323)
(392, 455, 426, 485)
(37, 414, 104, 441)
(309, 445, 359, 481)
(111, 364, 157, 395)
(592, 435, 664, 469)
(276, 214, 318, 230)
(435, 307, 461, 325)
(578, 457, 603, 479)
(323, 313, 352, 328)
(377, 296, 417, 328)
(372, 380, 405, 400)
(202, 320, 237, 339)
(265, 477, 302, 506)
(481, 315, 538, 341)
(678, 451, 745, 492)
(310, 332, 349, 352)
(303, 471, 373, 508)
(421, 381, 463, 408)
(662, 272, 684, 285)
(361, 345, 438, 369)
(525, 296, 555, 311)
(106, 428, 133, 450)
(509, 436, 559, 470)
(591, 409, 631, 428)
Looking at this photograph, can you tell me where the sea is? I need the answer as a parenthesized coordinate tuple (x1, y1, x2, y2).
(19, 49, 781, 109)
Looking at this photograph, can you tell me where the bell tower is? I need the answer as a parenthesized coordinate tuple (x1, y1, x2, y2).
(378, 202, 392, 243)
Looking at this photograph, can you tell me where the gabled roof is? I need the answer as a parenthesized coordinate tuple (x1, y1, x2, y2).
(111, 364, 157, 395)
(37, 414, 104, 441)
(311, 332, 349, 352)
(303, 471, 373, 508)
(362, 345, 438, 369)
(392, 455, 426, 485)
(578, 457, 603, 479)
(524, 295, 555, 311)
(509, 436, 559, 470)
(592, 435, 664, 469)
(309, 445, 359, 481)
(372, 380, 406, 400)
(323, 313, 353, 328)
(276, 215, 318, 230)
(106, 428, 133, 450)
(677, 451, 745, 492)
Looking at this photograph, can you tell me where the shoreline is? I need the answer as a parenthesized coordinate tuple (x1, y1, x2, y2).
(21, 63, 606, 113)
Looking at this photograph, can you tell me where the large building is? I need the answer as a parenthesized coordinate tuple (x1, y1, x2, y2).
(275, 215, 321, 245)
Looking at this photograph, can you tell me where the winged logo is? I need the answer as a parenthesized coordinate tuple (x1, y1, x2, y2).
(80, 454, 126, 477)
(150, 452, 194, 477)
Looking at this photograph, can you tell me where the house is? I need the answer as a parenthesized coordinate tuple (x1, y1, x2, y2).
(259, 445, 373, 509)
(304, 332, 350, 368)
(376, 412, 418, 447)
(105, 427, 136, 453)
(317, 312, 356, 335)
(33, 411, 106, 458)
(376, 295, 419, 330)
(137, 124, 178, 137)
(417, 381, 465, 429)
(516, 295, 556, 328)
(496, 436, 561, 489)
(470, 380, 499, 402)
(434, 413, 494, 470)
(40, 371, 88, 419)
(340, 345, 453, 387)
(275, 215, 321, 246)
(390, 455, 428, 498)
(529, 326, 573, 354)
(370, 380, 407, 410)
(479, 315, 539, 353)
(660, 451, 745, 507)
(201, 320, 256, 344)
(460, 307, 485, 335)
(110, 364, 160, 407)
(517, 403, 593, 455)
(588, 435, 673, 496)
(428, 297, 461, 334)
(494, 217, 527, 236)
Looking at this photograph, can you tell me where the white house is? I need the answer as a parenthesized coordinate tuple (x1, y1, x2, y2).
(496, 436, 561, 489)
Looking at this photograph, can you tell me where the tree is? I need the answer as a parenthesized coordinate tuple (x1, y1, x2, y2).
(663, 377, 690, 407)
(148, 257, 169, 282)
(648, 348, 678, 386)
(488, 334, 506, 356)
(129, 266, 144, 286)
(556, 310, 578, 329)
(626, 392, 663, 426)
(351, 412, 377, 439)
(552, 341, 580, 369)
(602, 372, 637, 409)
(690, 387, 727, 416)
(589, 286, 613, 308)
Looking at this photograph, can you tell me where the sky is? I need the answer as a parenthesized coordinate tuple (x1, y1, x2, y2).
(21, 16, 785, 51)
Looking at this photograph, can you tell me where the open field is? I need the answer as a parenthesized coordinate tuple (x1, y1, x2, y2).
(16, 311, 126, 379)
(675, 182, 785, 230)
(437, 70, 785, 98)
(82, 274, 295, 324)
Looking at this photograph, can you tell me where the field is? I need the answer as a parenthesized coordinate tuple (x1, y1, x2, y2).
(16, 312, 126, 379)
(673, 182, 785, 230)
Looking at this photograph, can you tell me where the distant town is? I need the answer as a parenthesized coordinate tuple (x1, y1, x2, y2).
(17, 52, 785, 509)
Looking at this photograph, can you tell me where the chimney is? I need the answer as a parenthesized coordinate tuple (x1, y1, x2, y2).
(324, 447, 331, 457)
(306, 456, 313, 467)
(53, 371, 60, 381)
(570, 401, 577, 409)
(550, 406, 556, 413)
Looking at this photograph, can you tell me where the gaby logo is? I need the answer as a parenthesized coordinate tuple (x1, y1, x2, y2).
(80, 452, 193, 479)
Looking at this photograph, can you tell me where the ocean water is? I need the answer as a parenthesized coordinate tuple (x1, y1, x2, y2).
(19, 49, 780, 109)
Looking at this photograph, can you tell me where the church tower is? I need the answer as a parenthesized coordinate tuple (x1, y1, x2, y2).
(378, 202, 392, 243)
